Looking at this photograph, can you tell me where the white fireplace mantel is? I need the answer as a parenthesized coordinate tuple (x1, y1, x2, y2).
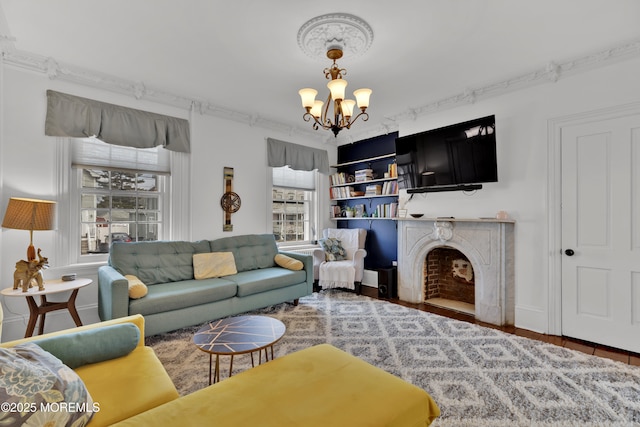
(397, 217, 515, 326)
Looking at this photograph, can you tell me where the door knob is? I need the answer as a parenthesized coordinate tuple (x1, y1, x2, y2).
(564, 249, 575, 256)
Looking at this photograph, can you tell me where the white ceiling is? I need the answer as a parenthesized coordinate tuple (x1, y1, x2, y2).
(1, 1, 639, 142)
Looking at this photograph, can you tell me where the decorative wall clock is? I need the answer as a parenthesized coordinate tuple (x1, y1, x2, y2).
(221, 166, 240, 231)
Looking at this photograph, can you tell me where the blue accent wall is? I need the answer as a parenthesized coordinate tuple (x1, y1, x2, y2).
(336, 132, 398, 270)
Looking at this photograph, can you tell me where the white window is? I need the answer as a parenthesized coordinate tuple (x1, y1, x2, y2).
(271, 166, 317, 245)
(71, 138, 170, 261)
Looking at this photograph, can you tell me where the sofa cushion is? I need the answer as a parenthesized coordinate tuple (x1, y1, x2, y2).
(193, 252, 237, 279)
(75, 346, 179, 427)
(31, 323, 140, 369)
(125, 275, 148, 299)
(0, 343, 95, 427)
(109, 240, 211, 285)
(274, 254, 304, 271)
(209, 234, 278, 272)
(129, 278, 237, 316)
(233, 267, 307, 297)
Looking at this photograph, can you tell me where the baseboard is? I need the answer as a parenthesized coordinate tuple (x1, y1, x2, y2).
(362, 269, 378, 288)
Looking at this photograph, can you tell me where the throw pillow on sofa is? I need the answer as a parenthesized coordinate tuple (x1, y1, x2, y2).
(274, 254, 303, 271)
(0, 343, 95, 427)
(125, 275, 148, 299)
(320, 238, 347, 261)
(193, 252, 237, 279)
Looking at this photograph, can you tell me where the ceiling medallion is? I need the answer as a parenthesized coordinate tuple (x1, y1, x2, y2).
(297, 13, 374, 60)
(297, 14, 374, 137)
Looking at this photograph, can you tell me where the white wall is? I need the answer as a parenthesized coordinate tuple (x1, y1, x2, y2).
(0, 66, 335, 341)
(397, 57, 640, 332)
(2, 54, 638, 341)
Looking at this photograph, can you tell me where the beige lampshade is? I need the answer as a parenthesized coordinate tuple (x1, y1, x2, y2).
(341, 99, 356, 118)
(310, 100, 324, 118)
(354, 88, 372, 109)
(327, 79, 348, 101)
(2, 197, 56, 231)
(298, 88, 318, 109)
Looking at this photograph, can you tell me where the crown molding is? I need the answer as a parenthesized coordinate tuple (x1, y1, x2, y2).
(2, 38, 639, 147)
(0, 46, 329, 144)
(339, 38, 640, 144)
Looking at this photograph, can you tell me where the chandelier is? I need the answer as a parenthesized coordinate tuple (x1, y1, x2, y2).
(296, 13, 374, 137)
(298, 48, 372, 137)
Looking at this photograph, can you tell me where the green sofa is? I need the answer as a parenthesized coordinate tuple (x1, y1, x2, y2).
(98, 234, 312, 336)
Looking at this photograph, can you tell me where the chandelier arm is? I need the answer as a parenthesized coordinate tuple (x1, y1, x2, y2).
(344, 111, 370, 129)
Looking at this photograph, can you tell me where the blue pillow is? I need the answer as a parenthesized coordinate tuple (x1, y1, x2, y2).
(320, 237, 347, 261)
(31, 323, 140, 369)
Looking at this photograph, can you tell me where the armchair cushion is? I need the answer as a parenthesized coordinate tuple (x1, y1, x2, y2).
(319, 238, 347, 261)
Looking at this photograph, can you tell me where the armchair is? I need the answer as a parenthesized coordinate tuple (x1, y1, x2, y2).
(313, 228, 367, 294)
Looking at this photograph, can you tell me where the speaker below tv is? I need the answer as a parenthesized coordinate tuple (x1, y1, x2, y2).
(395, 115, 498, 194)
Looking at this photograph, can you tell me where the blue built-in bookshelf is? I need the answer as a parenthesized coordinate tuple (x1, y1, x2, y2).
(332, 132, 399, 270)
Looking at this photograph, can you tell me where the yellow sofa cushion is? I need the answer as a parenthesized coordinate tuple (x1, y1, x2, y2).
(125, 275, 148, 299)
(274, 253, 303, 271)
(112, 344, 440, 427)
(193, 252, 237, 279)
(76, 346, 179, 427)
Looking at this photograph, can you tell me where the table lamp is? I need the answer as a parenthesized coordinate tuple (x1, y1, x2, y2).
(2, 197, 56, 261)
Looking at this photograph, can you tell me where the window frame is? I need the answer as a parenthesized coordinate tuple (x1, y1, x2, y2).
(269, 167, 319, 248)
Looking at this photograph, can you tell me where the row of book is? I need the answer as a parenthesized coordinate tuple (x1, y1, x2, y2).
(328, 172, 351, 186)
(330, 186, 354, 200)
(374, 202, 399, 218)
(329, 202, 399, 219)
(354, 169, 373, 182)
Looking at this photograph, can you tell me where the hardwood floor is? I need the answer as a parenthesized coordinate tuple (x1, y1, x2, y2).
(360, 286, 640, 366)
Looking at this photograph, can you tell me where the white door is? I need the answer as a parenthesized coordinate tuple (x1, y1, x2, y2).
(561, 114, 640, 353)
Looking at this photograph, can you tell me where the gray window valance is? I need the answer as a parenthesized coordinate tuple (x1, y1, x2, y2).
(267, 138, 329, 175)
(45, 90, 190, 153)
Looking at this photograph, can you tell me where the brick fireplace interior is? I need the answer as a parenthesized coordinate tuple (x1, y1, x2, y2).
(424, 247, 475, 314)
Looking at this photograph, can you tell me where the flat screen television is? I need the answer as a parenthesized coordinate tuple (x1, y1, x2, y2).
(395, 115, 497, 192)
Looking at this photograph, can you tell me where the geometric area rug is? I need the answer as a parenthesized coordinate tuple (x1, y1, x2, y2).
(148, 290, 640, 426)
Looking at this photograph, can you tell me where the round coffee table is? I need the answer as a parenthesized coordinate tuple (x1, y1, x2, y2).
(193, 315, 286, 384)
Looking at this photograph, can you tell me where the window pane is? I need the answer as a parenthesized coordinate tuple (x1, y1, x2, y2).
(82, 169, 109, 189)
(138, 196, 159, 210)
(271, 185, 315, 244)
(136, 174, 159, 192)
(111, 171, 137, 190)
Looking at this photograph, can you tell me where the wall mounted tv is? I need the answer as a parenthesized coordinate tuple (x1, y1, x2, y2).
(395, 115, 497, 193)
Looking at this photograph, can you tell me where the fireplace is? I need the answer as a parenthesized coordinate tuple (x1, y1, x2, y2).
(397, 218, 515, 326)
(425, 247, 475, 308)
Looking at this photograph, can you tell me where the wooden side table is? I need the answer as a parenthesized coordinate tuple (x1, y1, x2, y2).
(1, 278, 92, 338)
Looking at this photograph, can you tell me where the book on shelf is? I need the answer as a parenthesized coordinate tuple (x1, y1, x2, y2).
(373, 202, 398, 218)
(329, 172, 352, 186)
(381, 180, 398, 195)
(387, 162, 397, 178)
(354, 169, 373, 182)
(365, 184, 382, 196)
(330, 186, 354, 199)
(330, 205, 342, 218)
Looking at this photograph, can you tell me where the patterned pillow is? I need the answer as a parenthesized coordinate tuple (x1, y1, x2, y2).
(0, 343, 95, 426)
(320, 238, 347, 261)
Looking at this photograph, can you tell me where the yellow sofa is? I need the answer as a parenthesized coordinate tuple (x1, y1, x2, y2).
(2, 316, 440, 426)
(1, 315, 179, 426)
